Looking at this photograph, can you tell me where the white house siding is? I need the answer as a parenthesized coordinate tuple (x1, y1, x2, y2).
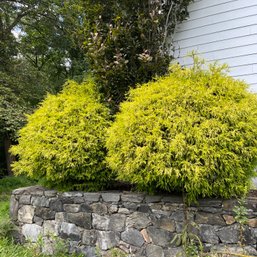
(172, 0, 257, 92)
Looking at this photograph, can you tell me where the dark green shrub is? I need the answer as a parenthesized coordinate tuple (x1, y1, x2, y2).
(11, 80, 112, 191)
(107, 57, 257, 202)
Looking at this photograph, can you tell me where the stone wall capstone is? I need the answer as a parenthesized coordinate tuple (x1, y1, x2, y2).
(10, 186, 257, 256)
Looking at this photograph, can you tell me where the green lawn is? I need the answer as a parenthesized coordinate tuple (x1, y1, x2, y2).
(0, 176, 40, 256)
(0, 176, 84, 257)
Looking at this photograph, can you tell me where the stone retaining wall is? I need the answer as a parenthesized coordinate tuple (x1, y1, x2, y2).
(10, 186, 257, 256)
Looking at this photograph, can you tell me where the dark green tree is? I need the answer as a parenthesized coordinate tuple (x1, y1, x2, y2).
(65, 0, 192, 109)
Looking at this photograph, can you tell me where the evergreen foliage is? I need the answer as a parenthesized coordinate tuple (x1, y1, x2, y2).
(74, 0, 192, 109)
(11, 80, 112, 191)
(107, 57, 257, 202)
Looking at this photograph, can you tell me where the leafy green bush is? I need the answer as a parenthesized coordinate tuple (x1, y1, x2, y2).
(11, 80, 112, 191)
(107, 57, 257, 202)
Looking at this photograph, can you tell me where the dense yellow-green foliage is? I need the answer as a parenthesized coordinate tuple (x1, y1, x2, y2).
(107, 58, 257, 202)
(11, 80, 112, 191)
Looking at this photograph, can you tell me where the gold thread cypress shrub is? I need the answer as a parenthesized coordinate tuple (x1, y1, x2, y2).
(106, 57, 257, 202)
(11, 80, 112, 191)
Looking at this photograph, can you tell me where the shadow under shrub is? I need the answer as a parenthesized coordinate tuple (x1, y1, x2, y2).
(11, 80, 112, 191)
(107, 56, 257, 203)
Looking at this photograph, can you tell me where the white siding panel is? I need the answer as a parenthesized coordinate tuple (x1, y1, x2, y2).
(175, 16, 257, 41)
(235, 74, 257, 84)
(250, 84, 257, 92)
(172, 25, 257, 49)
(176, 44, 257, 61)
(172, 0, 257, 89)
(180, 6, 257, 32)
(176, 55, 257, 69)
(187, 0, 256, 20)
(174, 35, 257, 58)
(230, 64, 256, 77)
(188, 0, 234, 12)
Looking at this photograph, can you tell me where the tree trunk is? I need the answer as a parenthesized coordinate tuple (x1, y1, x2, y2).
(4, 134, 15, 176)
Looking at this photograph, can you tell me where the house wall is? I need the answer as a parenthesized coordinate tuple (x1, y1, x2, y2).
(172, 0, 257, 91)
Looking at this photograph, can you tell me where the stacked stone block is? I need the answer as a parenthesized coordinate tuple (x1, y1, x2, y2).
(10, 186, 257, 256)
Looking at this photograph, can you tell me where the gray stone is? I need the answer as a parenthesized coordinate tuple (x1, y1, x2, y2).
(49, 198, 63, 212)
(197, 199, 222, 207)
(109, 205, 118, 213)
(244, 246, 257, 256)
(198, 207, 221, 213)
(63, 204, 80, 212)
(161, 196, 183, 203)
(82, 230, 96, 245)
(13, 186, 45, 196)
(91, 203, 108, 214)
(74, 197, 85, 204)
(217, 224, 239, 244)
(109, 214, 126, 232)
(137, 205, 152, 213)
(44, 190, 57, 197)
(170, 210, 185, 222)
(162, 204, 181, 212)
(199, 224, 219, 244)
(68, 240, 80, 254)
(156, 217, 176, 232)
(62, 192, 83, 197)
(121, 228, 144, 247)
(80, 203, 92, 212)
(41, 237, 55, 255)
(18, 205, 35, 223)
(126, 212, 152, 229)
(10, 195, 19, 221)
(79, 246, 97, 257)
(92, 214, 109, 230)
(66, 212, 91, 229)
(101, 192, 120, 202)
(243, 226, 254, 245)
(146, 244, 164, 257)
(121, 193, 145, 203)
(55, 212, 65, 222)
(175, 222, 183, 233)
(222, 199, 238, 211)
(123, 202, 139, 211)
(60, 222, 81, 241)
(164, 247, 185, 257)
(145, 195, 162, 203)
(130, 246, 145, 256)
(84, 193, 100, 202)
(60, 197, 74, 204)
(35, 207, 55, 220)
(195, 212, 225, 225)
(19, 195, 31, 205)
(43, 220, 59, 236)
(34, 216, 43, 226)
(31, 196, 49, 207)
(22, 224, 42, 242)
(152, 209, 171, 216)
(96, 231, 119, 250)
(147, 226, 172, 247)
(149, 203, 162, 211)
(118, 208, 130, 214)
(211, 244, 257, 256)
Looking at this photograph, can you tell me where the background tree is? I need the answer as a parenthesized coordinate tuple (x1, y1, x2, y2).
(0, 0, 87, 175)
(65, 0, 192, 109)
(0, 0, 192, 175)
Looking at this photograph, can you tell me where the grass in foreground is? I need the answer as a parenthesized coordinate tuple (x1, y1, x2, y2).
(0, 176, 38, 257)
